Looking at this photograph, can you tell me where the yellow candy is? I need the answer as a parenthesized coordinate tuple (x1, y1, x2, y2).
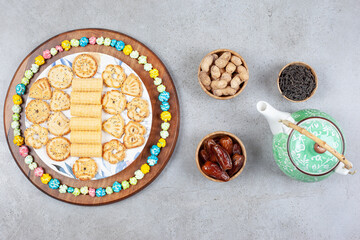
(123, 45, 133, 55)
(140, 164, 150, 174)
(157, 138, 166, 148)
(160, 111, 171, 122)
(61, 40, 71, 51)
(13, 95, 23, 105)
(34, 55, 45, 66)
(149, 68, 159, 79)
(13, 136, 24, 146)
(41, 173, 52, 184)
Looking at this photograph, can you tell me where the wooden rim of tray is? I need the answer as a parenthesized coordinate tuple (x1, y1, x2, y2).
(3, 28, 180, 206)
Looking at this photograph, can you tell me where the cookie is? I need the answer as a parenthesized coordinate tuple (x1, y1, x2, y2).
(103, 139, 126, 164)
(123, 133, 145, 149)
(50, 90, 70, 112)
(102, 64, 126, 88)
(121, 73, 143, 97)
(24, 124, 48, 149)
(102, 90, 127, 115)
(102, 115, 125, 138)
(72, 157, 98, 181)
(25, 99, 50, 124)
(73, 54, 98, 78)
(29, 77, 52, 100)
(46, 137, 71, 161)
(126, 97, 149, 122)
(124, 121, 146, 136)
(47, 112, 70, 136)
(48, 64, 74, 89)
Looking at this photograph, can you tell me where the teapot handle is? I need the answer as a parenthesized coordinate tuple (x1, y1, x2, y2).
(279, 120, 355, 173)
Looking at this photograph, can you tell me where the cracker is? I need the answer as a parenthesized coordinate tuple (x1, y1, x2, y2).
(46, 137, 71, 161)
(70, 144, 102, 158)
(25, 99, 50, 124)
(121, 73, 143, 97)
(24, 124, 49, 149)
(50, 90, 70, 112)
(102, 115, 125, 138)
(102, 90, 127, 115)
(73, 54, 98, 78)
(123, 133, 145, 149)
(70, 117, 102, 131)
(48, 64, 73, 89)
(47, 112, 70, 136)
(124, 121, 146, 136)
(72, 157, 98, 181)
(103, 139, 126, 164)
(70, 92, 102, 105)
(126, 97, 149, 122)
(70, 131, 102, 144)
(29, 77, 52, 100)
(102, 64, 126, 88)
(70, 104, 102, 118)
(71, 78, 103, 92)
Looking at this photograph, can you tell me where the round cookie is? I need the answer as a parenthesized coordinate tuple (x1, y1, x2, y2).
(103, 139, 126, 164)
(73, 54, 98, 78)
(48, 65, 74, 89)
(72, 158, 98, 181)
(102, 90, 127, 115)
(126, 97, 150, 122)
(24, 124, 48, 149)
(102, 64, 126, 88)
(25, 99, 50, 124)
(47, 112, 70, 136)
(46, 137, 71, 161)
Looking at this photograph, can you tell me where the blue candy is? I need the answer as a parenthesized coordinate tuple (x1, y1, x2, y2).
(147, 155, 158, 166)
(160, 102, 170, 111)
(115, 41, 125, 51)
(158, 91, 170, 102)
(112, 181, 122, 193)
(110, 39, 117, 47)
(150, 145, 161, 156)
(79, 37, 89, 47)
(48, 178, 60, 189)
(96, 187, 106, 197)
(67, 187, 74, 193)
(16, 84, 26, 95)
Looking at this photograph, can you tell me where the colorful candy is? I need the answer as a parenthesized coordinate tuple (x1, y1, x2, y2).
(104, 37, 111, 46)
(11, 121, 20, 129)
(14, 128, 21, 136)
(112, 181, 122, 192)
(138, 55, 147, 64)
(19, 145, 29, 157)
(105, 186, 113, 195)
(16, 84, 26, 95)
(160, 130, 169, 139)
(13, 135, 24, 146)
(121, 180, 130, 190)
(134, 170, 144, 180)
(70, 39, 79, 47)
(34, 55, 45, 66)
(130, 50, 139, 59)
(29, 162, 37, 170)
(21, 77, 29, 86)
(157, 138, 166, 148)
(160, 102, 170, 111)
(158, 91, 170, 102)
(157, 84, 166, 93)
(59, 184, 68, 193)
(13, 113, 20, 121)
(55, 45, 64, 52)
(25, 70, 33, 79)
(96, 187, 106, 197)
(89, 187, 96, 197)
(141, 163, 150, 174)
(89, 36, 97, 45)
(115, 40, 125, 51)
(12, 105, 21, 113)
(110, 39, 117, 47)
(61, 40, 71, 51)
(150, 145, 161, 156)
(129, 177, 137, 185)
(96, 36, 104, 45)
(50, 48, 58, 56)
(34, 167, 44, 177)
(42, 49, 51, 59)
(123, 45, 133, 55)
(41, 173, 51, 184)
(73, 188, 80, 196)
(30, 64, 39, 73)
(24, 155, 33, 165)
(48, 178, 60, 189)
(13, 95, 22, 105)
(80, 186, 89, 195)
(67, 187, 74, 193)
(144, 63, 152, 71)
(160, 111, 171, 122)
(147, 155, 158, 166)
(79, 37, 89, 47)
(161, 122, 170, 131)
(149, 68, 159, 78)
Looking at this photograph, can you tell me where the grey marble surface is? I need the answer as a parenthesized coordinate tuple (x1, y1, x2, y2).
(1, 1, 359, 239)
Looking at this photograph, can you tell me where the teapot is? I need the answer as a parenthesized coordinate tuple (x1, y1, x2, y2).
(257, 101, 354, 182)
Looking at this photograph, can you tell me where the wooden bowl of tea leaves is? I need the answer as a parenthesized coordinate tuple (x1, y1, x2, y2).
(277, 62, 318, 102)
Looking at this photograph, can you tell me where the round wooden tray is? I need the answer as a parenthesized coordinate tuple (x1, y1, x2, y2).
(3, 28, 180, 206)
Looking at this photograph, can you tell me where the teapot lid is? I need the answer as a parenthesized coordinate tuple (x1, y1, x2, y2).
(287, 117, 345, 175)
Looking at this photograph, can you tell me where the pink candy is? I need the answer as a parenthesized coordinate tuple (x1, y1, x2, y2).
(89, 188, 96, 197)
(34, 167, 44, 177)
(19, 145, 29, 157)
(42, 49, 51, 59)
(89, 36, 97, 45)
(55, 45, 64, 52)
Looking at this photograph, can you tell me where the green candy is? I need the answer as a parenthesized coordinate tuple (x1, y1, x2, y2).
(12, 113, 20, 121)
(105, 186, 113, 195)
(24, 70, 33, 79)
(121, 180, 130, 190)
(129, 177, 137, 185)
(70, 39, 79, 47)
(21, 77, 30, 86)
(73, 188, 81, 196)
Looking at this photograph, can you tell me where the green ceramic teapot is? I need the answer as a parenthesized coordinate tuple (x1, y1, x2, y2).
(257, 101, 354, 182)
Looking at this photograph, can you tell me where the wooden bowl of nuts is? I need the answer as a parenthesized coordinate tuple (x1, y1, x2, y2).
(195, 131, 247, 182)
(198, 49, 249, 100)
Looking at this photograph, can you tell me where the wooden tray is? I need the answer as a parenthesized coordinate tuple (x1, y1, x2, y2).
(3, 28, 180, 205)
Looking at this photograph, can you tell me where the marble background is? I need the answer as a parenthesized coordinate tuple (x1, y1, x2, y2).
(0, 0, 359, 239)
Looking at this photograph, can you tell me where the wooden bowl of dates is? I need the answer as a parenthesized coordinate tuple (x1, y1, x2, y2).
(198, 49, 249, 100)
(196, 131, 247, 182)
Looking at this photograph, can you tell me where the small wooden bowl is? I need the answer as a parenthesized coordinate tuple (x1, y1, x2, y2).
(277, 61, 318, 103)
(195, 131, 247, 182)
(198, 49, 249, 100)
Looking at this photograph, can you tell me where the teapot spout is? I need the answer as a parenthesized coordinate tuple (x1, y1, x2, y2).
(257, 101, 293, 135)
